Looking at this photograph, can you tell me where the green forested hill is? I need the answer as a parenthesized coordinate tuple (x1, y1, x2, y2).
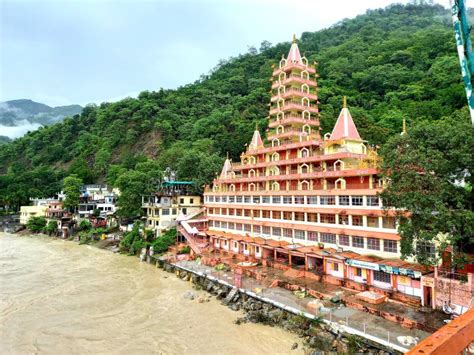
(0, 3, 470, 209)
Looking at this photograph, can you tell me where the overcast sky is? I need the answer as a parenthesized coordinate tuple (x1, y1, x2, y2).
(0, 0, 448, 107)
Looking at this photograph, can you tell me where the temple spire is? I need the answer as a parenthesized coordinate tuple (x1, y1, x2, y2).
(287, 35, 302, 64)
(330, 98, 361, 141)
(248, 127, 263, 151)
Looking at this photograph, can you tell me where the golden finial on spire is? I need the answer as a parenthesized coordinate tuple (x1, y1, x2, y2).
(343, 96, 347, 108)
(402, 118, 407, 135)
(226, 152, 229, 159)
(255, 122, 259, 130)
(292, 34, 297, 43)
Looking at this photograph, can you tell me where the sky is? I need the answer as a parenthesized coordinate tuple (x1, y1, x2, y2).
(0, 0, 448, 107)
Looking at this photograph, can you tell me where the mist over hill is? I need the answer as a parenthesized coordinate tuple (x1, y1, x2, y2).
(0, 99, 82, 138)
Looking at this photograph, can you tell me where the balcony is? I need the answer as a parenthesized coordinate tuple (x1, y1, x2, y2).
(268, 116, 319, 128)
(270, 89, 318, 102)
(272, 63, 316, 76)
(271, 75, 317, 89)
(269, 101, 319, 115)
(267, 129, 319, 141)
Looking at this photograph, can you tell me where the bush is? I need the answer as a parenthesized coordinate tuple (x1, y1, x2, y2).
(150, 228, 177, 254)
(43, 220, 58, 235)
(78, 219, 92, 231)
(26, 216, 47, 232)
(177, 245, 191, 254)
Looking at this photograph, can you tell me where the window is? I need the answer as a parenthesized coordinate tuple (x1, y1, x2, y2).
(228, 196, 235, 203)
(180, 198, 184, 204)
(308, 231, 318, 241)
(244, 196, 251, 203)
(352, 236, 364, 248)
(295, 230, 305, 240)
(294, 196, 305, 204)
(382, 217, 396, 229)
(253, 196, 260, 204)
(209, 220, 214, 227)
(351, 196, 363, 206)
(283, 211, 292, 220)
(236, 209, 242, 216)
(262, 210, 271, 219)
(254, 225, 261, 234)
(356, 268, 362, 277)
(333, 263, 339, 272)
(244, 224, 251, 232)
(373, 271, 391, 284)
(367, 238, 380, 251)
(416, 241, 436, 260)
(307, 196, 318, 205)
(272, 211, 281, 219)
(172, 208, 177, 215)
(221, 222, 228, 229)
(307, 213, 318, 222)
(221, 196, 227, 203)
(228, 208, 235, 216)
(367, 196, 379, 207)
(339, 235, 350, 246)
(215, 221, 221, 228)
(320, 196, 336, 205)
(228, 222, 235, 230)
(262, 196, 271, 204)
(352, 215, 363, 226)
(295, 212, 305, 221)
(383, 240, 398, 253)
(256, 246, 261, 254)
(283, 196, 292, 204)
(321, 233, 336, 244)
(162, 209, 170, 215)
(367, 217, 379, 228)
(339, 215, 349, 225)
(244, 210, 251, 217)
(339, 195, 350, 206)
(272, 196, 281, 204)
(209, 196, 214, 202)
(272, 227, 281, 237)
(215, 196, 221, 203)
(262, 226, 271, 235)
(283, 228, 293, 238)
(320, 214, 336, 224)
(236, 196, 242, 203)
(236, 223, 243, 230)
(252, 210, 260, 218)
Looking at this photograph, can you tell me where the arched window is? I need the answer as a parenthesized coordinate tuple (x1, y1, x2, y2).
(249, 183, 256, 191)
(248, 169, 255, 178)
(277, 112, 284, 121)
(301, 84, 309, 94)
(300, 164, 309, 174)
(276, 125, 284, 134)
(301, 70, 309, 80)
(334, 160, 344, 171)
(271, 182, 280, 191)
(302, 110, 310, 120)
(300, 148, 309, 158)
(279, 58, 287, 69)
(301, 180, 310, 190)
(230, 184, 235, 192)
(335, 178, 346, 190)
(303, 125, 311, 134)
(301, 57, 308, 66)
(269, 167, 280, 176)
(324, 132, 332, 140)
(249, 156, 256, 164)
(277, 98, 285, 109)
(278, 86, 285, 95)
(271, 152, 280, 162)
(272, 139, 280, 147)
(279, 72, 286, 82)
(302, 97, 310, 107)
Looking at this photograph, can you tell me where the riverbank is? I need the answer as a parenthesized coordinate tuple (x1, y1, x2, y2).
(0, 232, 304, 354)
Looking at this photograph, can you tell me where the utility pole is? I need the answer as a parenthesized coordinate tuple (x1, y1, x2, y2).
(450, 0, 474, 124)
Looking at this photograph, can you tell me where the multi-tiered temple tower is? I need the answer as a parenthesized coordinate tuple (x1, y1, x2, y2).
(200, 37, 426, 301)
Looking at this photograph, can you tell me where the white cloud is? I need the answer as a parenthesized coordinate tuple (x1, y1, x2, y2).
(0, 121, 42, 139)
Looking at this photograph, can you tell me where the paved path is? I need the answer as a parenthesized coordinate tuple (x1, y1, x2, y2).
(175, 260, 430, 349)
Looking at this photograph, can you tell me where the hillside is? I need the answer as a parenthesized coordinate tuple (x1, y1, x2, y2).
(0, 3, 470, 209)
(0, 99, 82, 137)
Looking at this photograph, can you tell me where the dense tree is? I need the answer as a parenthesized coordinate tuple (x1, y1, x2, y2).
(26, 216, 47, 232)
(0, 3, 472, 211)
(379, 110, 474, 266)
(63, 175, 83, 212)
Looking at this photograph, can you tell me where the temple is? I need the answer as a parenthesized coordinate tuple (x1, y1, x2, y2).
(179, 38, 473, 313)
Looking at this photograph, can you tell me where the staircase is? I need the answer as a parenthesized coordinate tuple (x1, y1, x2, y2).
(178, 225, 203, 254)
(223, 287, 239, 305)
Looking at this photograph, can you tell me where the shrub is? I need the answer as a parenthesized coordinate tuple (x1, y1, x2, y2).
(150, 228, 177, 254)
(78, 219, 92, 231)
(177, 245, 191, 254)
(26, 216, 47, 232)
(43, 220, 58, 235)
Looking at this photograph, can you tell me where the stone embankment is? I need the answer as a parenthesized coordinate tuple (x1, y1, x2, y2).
(158, 259, 399, 354)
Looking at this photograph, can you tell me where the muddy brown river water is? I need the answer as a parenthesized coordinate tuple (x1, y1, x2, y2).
(0, 233, 301, 354)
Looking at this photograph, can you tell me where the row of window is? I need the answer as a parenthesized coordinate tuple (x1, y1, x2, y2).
(146, 208, 179, 217)
(207, 209, 396, 229)
(205, 195, 380, 207)
(208, 221, 398, 253)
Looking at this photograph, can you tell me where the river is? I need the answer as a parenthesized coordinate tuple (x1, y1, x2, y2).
(0, 233, 301, 354)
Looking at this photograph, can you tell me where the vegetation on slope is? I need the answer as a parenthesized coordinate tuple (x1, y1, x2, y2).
(0, 3, 470, 213)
